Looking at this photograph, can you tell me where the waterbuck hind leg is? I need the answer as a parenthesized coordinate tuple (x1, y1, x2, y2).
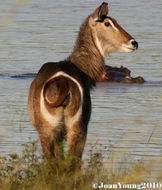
(65, 112, 87, 168)
(64, 79, 91, 166)
(28, 72, 69, 158)
(38, 117, 65, 159)
(64, 81, 84, 159)
(67, 123, 87, 162)
(39, 130, 55, 158)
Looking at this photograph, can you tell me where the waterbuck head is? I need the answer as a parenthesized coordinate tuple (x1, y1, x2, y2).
(89, 2, 138, 56)
(67, 2, 139, 81)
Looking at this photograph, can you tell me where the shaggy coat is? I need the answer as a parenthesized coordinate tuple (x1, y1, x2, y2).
(28, 2, 140, 159)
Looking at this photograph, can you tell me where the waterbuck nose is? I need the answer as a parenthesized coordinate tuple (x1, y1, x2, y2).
(131, 40, 138, 49)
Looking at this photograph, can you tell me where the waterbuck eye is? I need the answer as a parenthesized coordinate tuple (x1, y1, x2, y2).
(104, 22, 111, 27)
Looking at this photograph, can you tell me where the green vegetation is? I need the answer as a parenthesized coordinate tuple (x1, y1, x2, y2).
(0, 141, 161, 190)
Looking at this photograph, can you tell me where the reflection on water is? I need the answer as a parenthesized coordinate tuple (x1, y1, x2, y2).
(0, 0, 162, 174)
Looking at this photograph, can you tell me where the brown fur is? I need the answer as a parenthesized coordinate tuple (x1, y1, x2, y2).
(67, 17, 105, 82)
(28, 2, 139, 161)
(67, 3, 139, 82)
(28, 61, 94, 159)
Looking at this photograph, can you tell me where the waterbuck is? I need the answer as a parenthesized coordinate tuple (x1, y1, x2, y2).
(28, 2, 139, 160)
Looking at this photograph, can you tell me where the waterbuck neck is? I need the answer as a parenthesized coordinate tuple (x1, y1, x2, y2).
(67, 17, 105, 81)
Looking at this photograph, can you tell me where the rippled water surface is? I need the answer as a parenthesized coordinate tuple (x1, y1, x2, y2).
(0, 0, 162, 173)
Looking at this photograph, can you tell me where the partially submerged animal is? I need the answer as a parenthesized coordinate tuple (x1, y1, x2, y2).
(28, 2, 143, 161)
(105, 65, 145, 83)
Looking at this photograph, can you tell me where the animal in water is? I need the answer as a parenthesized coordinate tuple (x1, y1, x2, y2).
(28, 2, 142, 161)
(105, 65, 144, 83)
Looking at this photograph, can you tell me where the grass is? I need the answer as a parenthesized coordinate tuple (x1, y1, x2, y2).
(0, 141, 161, 190)
(0, 1, 161, 189)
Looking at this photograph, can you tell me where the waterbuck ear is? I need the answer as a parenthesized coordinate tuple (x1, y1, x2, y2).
(92, 2, 109, 21)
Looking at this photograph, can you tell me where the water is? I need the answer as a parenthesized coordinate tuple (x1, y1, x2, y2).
(0, 0, 162, 172)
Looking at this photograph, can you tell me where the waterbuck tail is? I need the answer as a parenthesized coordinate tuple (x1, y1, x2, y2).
(42, 71, 83, 111)
(44, 77, 70, 107)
